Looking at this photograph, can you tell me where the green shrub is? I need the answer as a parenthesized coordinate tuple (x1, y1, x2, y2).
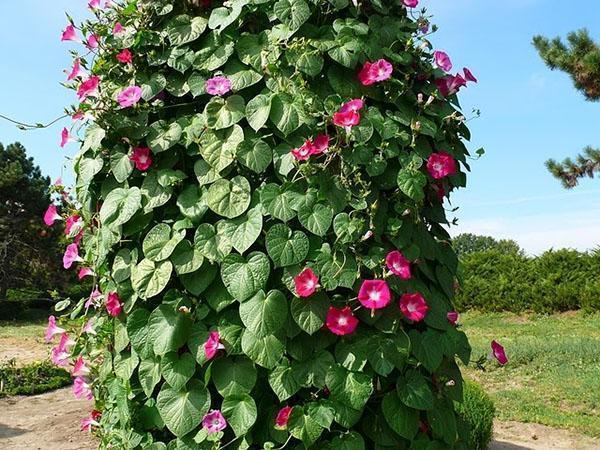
(0, 360, 71, 398)
(6, 287, 45, 301)
(456, 381, 495, 450)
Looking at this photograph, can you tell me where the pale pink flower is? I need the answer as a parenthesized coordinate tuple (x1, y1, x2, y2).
(66, 59, 82, 81)
(202, 410, 227, 434)
(51, 333, 74, 366)
(275, 406, 293, 430)
(358, 59, 393, 86)
(73, 376, 94, 400)
(386, 251, 412, 280)
(78, 267, 95, 280)
(88, 0, 101, 9)
(65, 214, 84, 237)
(326, 306, 359, 336)
(399, 293, 429, 322)
(85, 286, 102, 310)
(82, 319, 97, 335)
(72, 356, 91, 377)
(60, 128, 73, 148)
(44, 204, 62, 226)
(491, 340, 508, 365)
(113, 22, 125, 35)
(63, 243, 82, 269)
(105, 292, 123, 317)
(116, 49, 133, 64)
(427, 151, 457, 179)
(77, 76, 100, 101)
(205, 76, 232, 95)
(81, 410, 101, 432)
(204, 331, 224, 360)
(61, 25, 78, 42)
(117, 86, 142, 108)
(358, 279, 392, 310)
(130, 147, 152, 171)
(86, 34, 100, 50)
(294, 268, 319, 297)
(45, 315, 65, 343)
(433, 51, 453, 72)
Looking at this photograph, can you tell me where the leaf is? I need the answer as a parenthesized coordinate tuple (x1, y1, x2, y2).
(199, 125, 244, 172)
(397, 168, 427, 202)
(211, 357, 257, 397)
(381, 392, 419, 440)
(208, 0, 247, 32)
(131, 259, 173, 299)
(290, 292, 329, 335)
(396, 370, 434, 410)
(204, 95, 246, 130)
(274, 0, 311, 32)
(166, 15, 208, 46)
(148, 120, 183, 153)
(110, 151, 134, 183)
(270, 94, 301, 136)
(81, 124, 106, 152)
(194, 223, 233, 262)
(266, 224, 309, 268)
(297, 203, 334, 236)
(221, 394, 257, 437)
(427, 399, 457, 444)
(239, 290, 288, 337)
(325, 365, 373, 411)
(217, 207, 263, 254)
(161, 352, 196, 391)
(127, 308, 151, 357)
(236, 138, 272, 173)
(171, 240, 204, 275)
(156, 380, 210, 437)
(143, 224, 185, 262)
(245, 94, 272, 131)
(140, 73, 167, 101)
(187, 72, 206, 97)
(411, 329, 444, 372)
(141, 172, 172, 213)
(241, 330, 285, 369)
(221, 252, 270, 301)
(138, 357, 161, 397)
(176, 185, 208, 223)
(99, 187, 142, 229)
(260, 183, 298, 222)
(288, 407, 324, 446)
(269, 363, 301, 401)
(206, 176, 251, 219)
(147, 305, 193, 356)
(329, 432, 366, 450)
(314, 244, 358, 290)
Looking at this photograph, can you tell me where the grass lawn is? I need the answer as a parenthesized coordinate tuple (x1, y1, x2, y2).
(461, 311, 600, 437)
(0, 320, 46, 339)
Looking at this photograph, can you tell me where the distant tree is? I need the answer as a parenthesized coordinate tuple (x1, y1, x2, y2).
(0, 142, 67, 297)
(533, 30, 600, 188)
(452, 233, 523, 256)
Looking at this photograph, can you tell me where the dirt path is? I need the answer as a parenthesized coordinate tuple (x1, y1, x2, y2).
(0, 336, 49, 366)
(490, 420, 600, 450)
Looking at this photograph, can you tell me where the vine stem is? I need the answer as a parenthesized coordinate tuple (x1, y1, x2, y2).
(0, 113, 69, 130)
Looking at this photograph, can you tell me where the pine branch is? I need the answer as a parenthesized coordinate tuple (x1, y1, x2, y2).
(545, 146, 600, 188)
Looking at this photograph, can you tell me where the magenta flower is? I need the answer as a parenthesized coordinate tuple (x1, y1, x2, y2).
(291, 142, 313, 161)
(117, 86, 142, 108)
(86, 34, 99, 50)
(275, 406, 293, 430)
(386, 251, 412, 280)
(291, 134, 330, 161)
(78, 267, 95, 280)
(399, 293, 429, 322)
(358, 279, 392, 310)
(61, 25, 78, 42)
(311, 134, 330, 155)
(294, 268, 319, 297)
(130, 147, 153, 171)
(81, 410, 101, 432)
(63, 243, 82, 269)
(204, 331, 224, 360)
(447, 310, 459, 326)
(340, 99, 364, 113)
(491, 340, 508, 365)
(85, 286, 102, 310)
(82, 319, 96, 335)
(105, 292, 123, 317)
(45, 315, 66, 343)
(65, 215, 83, 238)
(435, 74, 466, 97)
(44, 204, 62, 226)
(88, 0, 101, 9)
(116, 49, 133, 64)
(113, 22, 125, 35)
(77, 76, 100, 101)
(66, 59, 82, 81)
(202, 410, 227, 434)
(326, 306, 359, 336)
(51, 332, 74, 366)
(358, 59, 393, 86)
(433, 51, 453, 72)
(427, 151, 457, 179)
(333, 99, 364, 130)
(60, 127, 73, 148)
(72, 356, 91, 377)
(403, 0, 419, 6)
(463, 67, 478, 83)
(73, 376, 94, 400)
(205, 76, 232, 95)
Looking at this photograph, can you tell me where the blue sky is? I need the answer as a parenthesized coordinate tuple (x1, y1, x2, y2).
(1, 0, 599, 254)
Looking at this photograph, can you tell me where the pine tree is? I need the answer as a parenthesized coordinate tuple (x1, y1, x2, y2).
(533, 29, 600, 187)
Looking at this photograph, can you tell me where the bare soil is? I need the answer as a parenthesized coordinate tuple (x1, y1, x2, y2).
(490, 420, 600, 450)
(0, 336, 49, 366)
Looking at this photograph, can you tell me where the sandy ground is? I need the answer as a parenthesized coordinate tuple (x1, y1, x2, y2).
(0, 336, 49, 367)
(490, 421, 600, 449)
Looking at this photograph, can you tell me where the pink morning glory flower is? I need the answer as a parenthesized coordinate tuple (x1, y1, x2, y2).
(205, 76, 232, 96)
(73, 376, 94, 400)
(358, 59, 393, 86)
(130, 147, 153, 171)
(204, 331, 224, 360)
(82, 319, 96, 335)
(66, 59, 82, 81)
(463, 67, 478, 83)
(433, 51, 453, 72)
(45, 315, 66, 343)
(435, 74, 467, 97)
(63, 243, 82, 269)
(291, 142, 313, 161)
(447, 311, 459, 326)
(386, 251, 412, 280)
(311, 134, 330, 155)
(86, 34, 100, 50)
(294, 268, 319, 297)
(202, 410, 227, 434)
(60, 128, 73, 148)
(491, 340, 508, 365)
(358, 279, 392, 310)
(51, 332, 74, 366)
(61, 25, 78, 42)
(85, 286, 102, 310)
(113, 22, 125, 35)
(275, 406, 293, 430)
(427, 151, 457, 179)
(65, 214, 82, 236)
(403, 0, 419, 6)
(88, 0, 101, 9)
(105, 292, 123, 317)
(77, 76, 100, 101)
(399, 293, 429, 322)
(81, 410, 101, 432)
(117, 86, 142, 108)
(116, 49, 133, 64)
(333, 99, 364, 130)
(291, 134, 330, 161)
(72, 356, 91, 377)
(78, 267, 95, 280)
(44, 204, 62, 226)
(326, 306, 359, 336)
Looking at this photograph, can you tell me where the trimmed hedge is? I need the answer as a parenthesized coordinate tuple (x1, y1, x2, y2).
(455, 248, 600, 313)
(0, 360, 71, 397)
(456, 381, 495, 450)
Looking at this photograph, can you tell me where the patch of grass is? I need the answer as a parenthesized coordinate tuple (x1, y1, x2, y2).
(0, 320, 46, 340)
(461, 311, 600, 437)
(0, 359, 71, 397)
